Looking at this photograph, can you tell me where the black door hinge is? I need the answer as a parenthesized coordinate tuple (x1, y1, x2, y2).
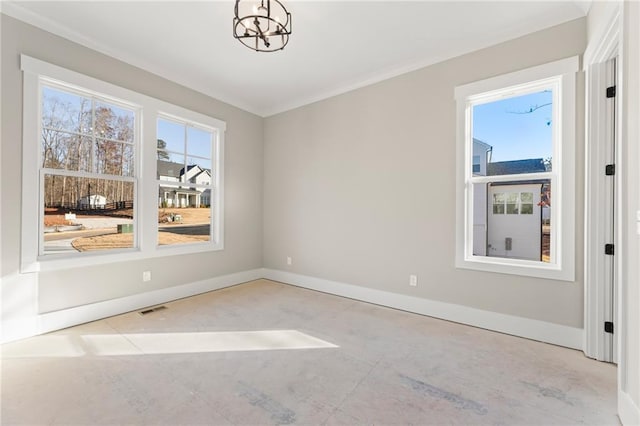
(606, 86, 616, 98)
(605, 164, 615, 176)
(605, 244, 615, 255)
(605, 321, 614, 334)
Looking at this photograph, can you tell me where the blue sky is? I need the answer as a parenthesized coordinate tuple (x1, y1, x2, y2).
(473, 90, 553, 163)
(157, 118, 212, 168)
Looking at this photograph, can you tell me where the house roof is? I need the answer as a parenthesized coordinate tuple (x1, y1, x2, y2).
(157, 160, 211, 179)
(180, 164, 211, 178)
(157, 160, 182, 178)
(487, 158, 546, 176)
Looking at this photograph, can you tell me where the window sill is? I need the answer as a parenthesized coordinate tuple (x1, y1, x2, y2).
(24, 243, 223, 273)
(455, 255, 574, 282)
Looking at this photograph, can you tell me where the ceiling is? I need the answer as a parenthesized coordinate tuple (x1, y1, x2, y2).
(2, 1, 590, 117)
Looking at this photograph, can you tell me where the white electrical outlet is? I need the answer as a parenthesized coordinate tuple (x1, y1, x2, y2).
(409, 275, 418, 287)
(287, 256, 292, 266)
(142, 271, 152, 282)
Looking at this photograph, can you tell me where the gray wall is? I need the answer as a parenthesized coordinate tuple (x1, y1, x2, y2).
(1, 15, 264, 315)
(263, 18, 586, 328)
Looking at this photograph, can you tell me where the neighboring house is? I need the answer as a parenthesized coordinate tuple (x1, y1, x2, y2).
(78, 194, 107, 209)
(486, 158, 546, 176)
(487, 181, 545, 260)
(472, 139, 548, 261)
(472, 139, 492, 256)
(157, 160, 212, 208)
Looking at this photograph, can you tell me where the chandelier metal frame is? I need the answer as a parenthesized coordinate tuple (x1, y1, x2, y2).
(233, 0, 292, 52)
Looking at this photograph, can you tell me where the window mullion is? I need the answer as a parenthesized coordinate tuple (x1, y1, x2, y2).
(42, 167, 136, 182)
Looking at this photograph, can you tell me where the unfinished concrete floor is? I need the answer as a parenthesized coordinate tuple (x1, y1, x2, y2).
(1, 279, 618, 425)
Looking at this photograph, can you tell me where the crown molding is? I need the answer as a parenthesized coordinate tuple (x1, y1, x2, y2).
(1, 1, 264, 117)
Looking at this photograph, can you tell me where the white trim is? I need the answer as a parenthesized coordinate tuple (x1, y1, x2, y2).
(583, 4, 621, 362)
(20, 55, 226, 272)
(619, 389, 640, 426)
(21, 70, 41, 273)
(455, 56, 578, 281)
(454, 57, 579, 100)
(1, 267, 586, 349)
(1, 269, 263, 344)
(584, 6, 622, 68)
(263, 268, 584, 350)
(583, 58, 617, 361)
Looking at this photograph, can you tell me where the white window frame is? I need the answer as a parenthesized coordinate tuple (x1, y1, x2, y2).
(155, 112, 222, 249)
(454, 56, 578, 281)
(38, 79, 141, 256)
(21, 55, 225, 273)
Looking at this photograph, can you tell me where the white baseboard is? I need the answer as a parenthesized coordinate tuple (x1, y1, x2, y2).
(2, 267, 584, 350)
(262, 268, 584, 350)
(2, 268, 263, 344)
(619, 389, 640, 426)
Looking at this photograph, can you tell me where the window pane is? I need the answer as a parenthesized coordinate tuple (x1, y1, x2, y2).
(521, 192, 533, 203)
(187, 127, 212, 159)
(473, 181, 550, 262)
(95, 139, 134, 177)
(157, 119, 185, 154)
(158, 183, 211, 246)
(94, 101, 135, 143)
(41, 132, 92, 172)
(521, 203, 534, 214)
(186, 157, 212, 178)
(472, 90, 552, 177)
(521, 192, 534, 215)
(184, 163, 212, 186)
(157, 159, 183, 182)
(122, 144, 135, 177)
(43, 174, 135, 255)
(506, 193, 518, 214)
(42, 86, 92, 135)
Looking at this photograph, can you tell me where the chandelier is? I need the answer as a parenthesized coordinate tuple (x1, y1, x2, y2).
(233, 0, 292, 52)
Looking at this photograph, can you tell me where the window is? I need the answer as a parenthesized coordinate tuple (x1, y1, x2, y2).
(455, 57, 577, 280)
(40, 83, 138, 255)
(157, 116, 220, 247)
(492, 192, 534, 215)
(21, 55, 225, 272)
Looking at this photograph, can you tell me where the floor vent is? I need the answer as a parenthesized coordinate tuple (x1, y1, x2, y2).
(138, 305, 167, 316)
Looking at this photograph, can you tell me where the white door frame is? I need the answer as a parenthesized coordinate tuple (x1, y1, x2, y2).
(583, 5, 621, 362)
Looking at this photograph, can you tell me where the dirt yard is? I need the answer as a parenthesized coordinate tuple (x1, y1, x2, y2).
(158, 207, 210, 225)
(68, 207, 211, 250)
(46, 207, 209, 227)
(72, 231, 210, 251)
